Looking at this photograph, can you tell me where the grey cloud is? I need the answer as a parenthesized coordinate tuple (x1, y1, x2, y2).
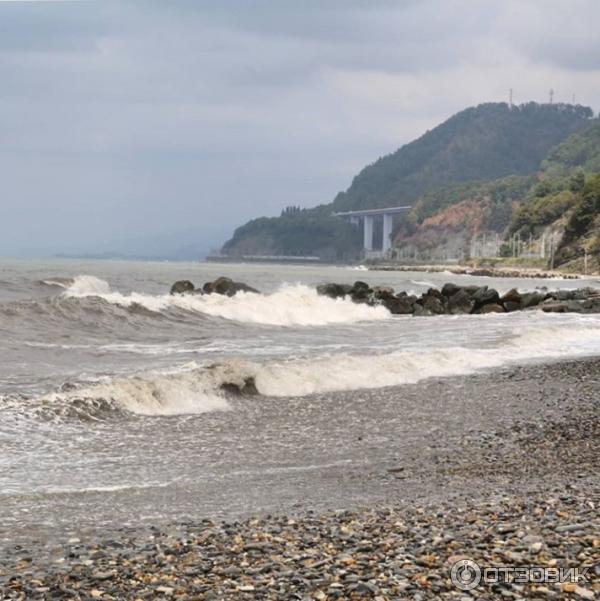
(0, 0, 598, 257)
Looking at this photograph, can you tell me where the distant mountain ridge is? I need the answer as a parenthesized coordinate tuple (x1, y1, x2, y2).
(222, 102, 596, 261)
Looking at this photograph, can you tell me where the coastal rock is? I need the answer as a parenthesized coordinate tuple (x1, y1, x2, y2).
(552, 289, 577, 301)
(170, 280, 195, 295)
(203, 277, 259, 296)
(413, 304, 433, 317)
(447, 289, 475, 314)
(441, 282, 462, 298)
(426, 288, 444, 300)
(219, 377, 259, 396)
(538, 299, 597, 313)
(472, 286, 500, 308)
(352, 281, 370, 294)
(316, 283, 353, 299)
(383, 296, 416, 314)
(520, 291, 545, 309)
(420, 295, 446, 315)
(372, 285, 395, 297)
(478, 303, 505, 314)
(551, 287, 598, 301)
(311, 281, 600, 317)
(582, 296, 600, 312)
(501, 288, 522, 305)
(349, 281, 371, 302)
(504, 301, 521, 312)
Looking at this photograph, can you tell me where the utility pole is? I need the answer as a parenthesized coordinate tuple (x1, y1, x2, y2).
(549, 89, 554, 104)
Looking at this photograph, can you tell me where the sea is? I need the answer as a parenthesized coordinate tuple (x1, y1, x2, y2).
(1, 258, 599, 545)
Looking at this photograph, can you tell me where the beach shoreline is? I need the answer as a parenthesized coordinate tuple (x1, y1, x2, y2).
(1, 356, 598, 599)
(366, 263, 598, 280)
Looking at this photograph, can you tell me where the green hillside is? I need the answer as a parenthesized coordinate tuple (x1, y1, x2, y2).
(223, 102, 594, 260)
(503, 121, 600, 271)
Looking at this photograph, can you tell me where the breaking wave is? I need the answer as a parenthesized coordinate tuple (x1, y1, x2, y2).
(6, 320, 599, 420)
(1, 364, 233, 420)
(62, 276, 390, 326)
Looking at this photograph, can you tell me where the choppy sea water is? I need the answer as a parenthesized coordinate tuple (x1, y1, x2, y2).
(1, 258, 599, 543)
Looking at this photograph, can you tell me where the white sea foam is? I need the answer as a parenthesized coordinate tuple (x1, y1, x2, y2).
(256, 322, 600, 395)
(65, 275, 111, 295)
(14, 319, 599, 418)
(64, 278, 390, 326)
(410, 279, 436, 287)
(38, 481, 175, 495)
(43, 365, 232, 416)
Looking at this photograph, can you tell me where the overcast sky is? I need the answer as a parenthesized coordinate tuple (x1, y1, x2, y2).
(1, 0, 599, 257)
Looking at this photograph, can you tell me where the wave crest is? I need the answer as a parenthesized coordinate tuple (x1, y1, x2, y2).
(63, 277, 390, 326)
(7, 319, 598, 421)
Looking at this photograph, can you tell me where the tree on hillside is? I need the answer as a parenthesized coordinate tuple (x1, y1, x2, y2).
(562, 174, 600, 245)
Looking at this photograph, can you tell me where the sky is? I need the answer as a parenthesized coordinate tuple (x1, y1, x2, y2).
(0, 0, 599, 258)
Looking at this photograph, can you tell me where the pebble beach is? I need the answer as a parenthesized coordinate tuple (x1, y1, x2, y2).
(1, 357, 598, 600)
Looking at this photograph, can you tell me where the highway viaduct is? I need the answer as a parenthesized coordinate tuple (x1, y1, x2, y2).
(333, 206, 411, 254)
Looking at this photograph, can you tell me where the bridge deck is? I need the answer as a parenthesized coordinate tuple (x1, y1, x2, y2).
(333, 206, 411, 217)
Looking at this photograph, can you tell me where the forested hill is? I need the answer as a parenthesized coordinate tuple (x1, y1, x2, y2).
(222, 102, 594, 260)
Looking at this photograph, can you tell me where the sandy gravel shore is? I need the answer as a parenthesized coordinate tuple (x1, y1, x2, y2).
(367, 264, 593, 280)
(0, 358, 598, 599)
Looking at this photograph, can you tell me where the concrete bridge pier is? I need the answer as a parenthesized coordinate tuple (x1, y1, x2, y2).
(333, 205, 411, 256)
(382, 213, 393, 252)
(363, 215, 374, 251)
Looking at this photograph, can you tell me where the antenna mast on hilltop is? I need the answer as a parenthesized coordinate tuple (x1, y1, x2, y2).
(509, 88, 513, 107)
(572, 93, 576, 104)
(549, 89, 554, 104)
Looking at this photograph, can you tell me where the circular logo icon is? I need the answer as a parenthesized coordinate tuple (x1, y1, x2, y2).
(450, 559, 481, 591)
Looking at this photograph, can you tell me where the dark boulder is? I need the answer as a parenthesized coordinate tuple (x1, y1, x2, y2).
(550, 289, 575, 301)
(520, 291, 545, 309)
(472, 286, 500, 308)
(448, 289, 475, 314)
(581, 296, 600, 313)
(501, 288, 521, 305)
(441, 282, 462, 298)
(462, 285, 481, 296)
(220, 377, 259, 396)
(420, 295, 446, 315)
(170, 280, 195, 295)
(573, 287, 599, 300)
(382, 296, 415, 315)
(316, 283, 353, 299)
(539, 295, 599, 313)
(203, 277, 259, 296)
(538, 300, 584, 313)
(478, 303, 505, 314)
(368, 286, 397, 309)
(351, 280, 371, 293)
(413, 304, 433, 317)
(350, 280, 372, 302)
(372, 285, 395, 298)
(426, 288, 443, 300)
(504, 301, 521, 313)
